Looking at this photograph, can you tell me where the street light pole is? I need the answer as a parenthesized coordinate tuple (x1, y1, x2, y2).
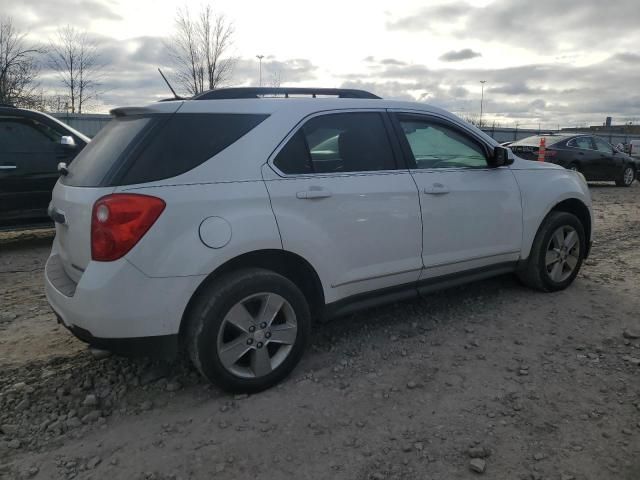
(479, 80, 487, 128)
(256, 54, 265, 87)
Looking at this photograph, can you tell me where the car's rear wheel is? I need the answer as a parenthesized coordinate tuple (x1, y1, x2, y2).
(615, 165, 635, 187)
(518, 211, 586, 292)
(186, 268, 310, 393)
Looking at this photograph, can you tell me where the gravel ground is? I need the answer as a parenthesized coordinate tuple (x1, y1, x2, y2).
(0, 184, 639, 480)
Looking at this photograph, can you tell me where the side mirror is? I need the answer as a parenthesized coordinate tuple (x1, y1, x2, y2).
(60, 135, 76, 148)
(489, 146, 513, 167)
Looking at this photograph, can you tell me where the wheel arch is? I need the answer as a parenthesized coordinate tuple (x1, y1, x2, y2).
(547, 198, 592, 256)
(179, 249, 325, 341)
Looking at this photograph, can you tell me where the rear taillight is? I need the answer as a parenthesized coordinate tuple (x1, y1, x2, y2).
(545, 149, 557, 158)
(91, 194, 165, 262)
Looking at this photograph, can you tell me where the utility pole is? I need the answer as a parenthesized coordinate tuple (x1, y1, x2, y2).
(479, 80, 487, 128)
(256, 54, 265, 87)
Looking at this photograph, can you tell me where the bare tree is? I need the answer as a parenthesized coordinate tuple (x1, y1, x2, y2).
(48, 26, 104, 113)
(0, 17, 42, 107)
(166, 5, 234, 96)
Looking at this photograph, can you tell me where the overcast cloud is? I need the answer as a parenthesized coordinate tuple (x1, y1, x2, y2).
(439, 49, 482, 62)
(1, 0, 638, 127)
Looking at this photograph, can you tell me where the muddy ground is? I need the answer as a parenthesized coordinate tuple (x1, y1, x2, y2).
(0, 183, 639, 480)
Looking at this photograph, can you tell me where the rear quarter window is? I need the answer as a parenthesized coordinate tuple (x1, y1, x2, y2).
(63, 113, 268, 187)
(119, 113, 268, 185)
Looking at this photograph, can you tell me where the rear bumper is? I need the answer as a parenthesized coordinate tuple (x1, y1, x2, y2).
(54, 317, 178, 357)
(45, 242, 205, 357)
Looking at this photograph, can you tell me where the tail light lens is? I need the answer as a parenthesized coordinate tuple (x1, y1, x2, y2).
(545, 149, 557, 158)
(91, 194, 165, 261)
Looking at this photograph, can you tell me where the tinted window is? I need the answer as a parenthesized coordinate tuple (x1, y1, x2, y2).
(63, 116, 151, 186)
(120, 114, 268, 185)
(594, 137, 613, 154)
(63, 113, 268, 187)
(399, 118, 487, 169)
(274, 112, 396, 174)
(0, 118, 58, 152)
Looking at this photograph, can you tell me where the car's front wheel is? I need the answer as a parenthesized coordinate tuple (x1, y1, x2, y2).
(186, 268, 311, 393)
(518, 211, 586, 292)
(615, 165, 635, 187)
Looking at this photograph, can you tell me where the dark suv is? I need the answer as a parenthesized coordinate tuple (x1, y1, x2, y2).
(0, 106, 89, 228)
(510, 134, 638, 187)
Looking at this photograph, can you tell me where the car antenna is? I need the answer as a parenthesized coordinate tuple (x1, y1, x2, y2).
(158, 68, 183, 100)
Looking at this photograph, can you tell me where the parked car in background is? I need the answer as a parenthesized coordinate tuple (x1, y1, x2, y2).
(0, 105, 89, 229)
(510, 134, 637, 186)
(45, 87, 593, 393)
(629, 139, 640, 158)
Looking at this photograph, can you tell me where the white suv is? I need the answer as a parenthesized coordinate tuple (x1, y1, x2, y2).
(45, 87, 593, 392)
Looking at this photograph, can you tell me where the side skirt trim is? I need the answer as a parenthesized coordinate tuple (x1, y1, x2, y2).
(323, 262, 517, 320)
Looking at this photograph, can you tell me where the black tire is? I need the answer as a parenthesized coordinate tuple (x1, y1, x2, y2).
(615, 165, 635, 187)
(186, 268, 311, 393)
(517, 211, 586, 292)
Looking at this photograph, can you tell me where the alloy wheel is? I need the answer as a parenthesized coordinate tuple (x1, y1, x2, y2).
(545, 225, 581, 282)
(623, 167, 634, 186)
(216, 292, 298, 378)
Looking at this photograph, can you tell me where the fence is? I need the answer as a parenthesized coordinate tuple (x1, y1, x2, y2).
(481, 126, 640, 145)
(52, 113, 111, 138)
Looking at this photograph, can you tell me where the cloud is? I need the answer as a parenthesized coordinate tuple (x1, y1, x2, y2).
(232, 58, 318, 86)
(380, 58, 407, 66)
(386, 4, 468, 31)
(0, 0, 121, 30)
(449, 86, 469, 98)
(610, 52, 640, 64)
(439, 49, 481, 62)
(386, 0, 640, 51)
(336, 53, 640, 126)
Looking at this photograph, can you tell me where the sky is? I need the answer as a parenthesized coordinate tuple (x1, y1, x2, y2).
(2, 0, 639, 128)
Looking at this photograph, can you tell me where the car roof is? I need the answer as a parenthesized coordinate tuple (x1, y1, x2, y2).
(0, 105, 91, 143)
(111, 87, 500, 148)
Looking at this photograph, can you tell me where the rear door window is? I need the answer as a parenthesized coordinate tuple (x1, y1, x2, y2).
(273, 112, 397, 174)
(62, 113, 268, 187)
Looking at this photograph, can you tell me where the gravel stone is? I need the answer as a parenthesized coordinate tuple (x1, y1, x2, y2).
(469, 458, 486, 473)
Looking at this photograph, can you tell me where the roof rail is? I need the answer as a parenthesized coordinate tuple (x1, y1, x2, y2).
(193, 87, 381, 100)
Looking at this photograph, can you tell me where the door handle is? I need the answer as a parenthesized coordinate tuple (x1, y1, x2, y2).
(423, 183, 450, 195)
(296, 189, 332, 199)
(0, 164, 17, 170)
(578, 152, 585, 156)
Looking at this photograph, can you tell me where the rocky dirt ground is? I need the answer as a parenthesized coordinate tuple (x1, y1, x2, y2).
(0, 184, 639, 480)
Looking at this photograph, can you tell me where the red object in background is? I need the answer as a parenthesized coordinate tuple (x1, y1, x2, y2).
(537, 137, 546, 162)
